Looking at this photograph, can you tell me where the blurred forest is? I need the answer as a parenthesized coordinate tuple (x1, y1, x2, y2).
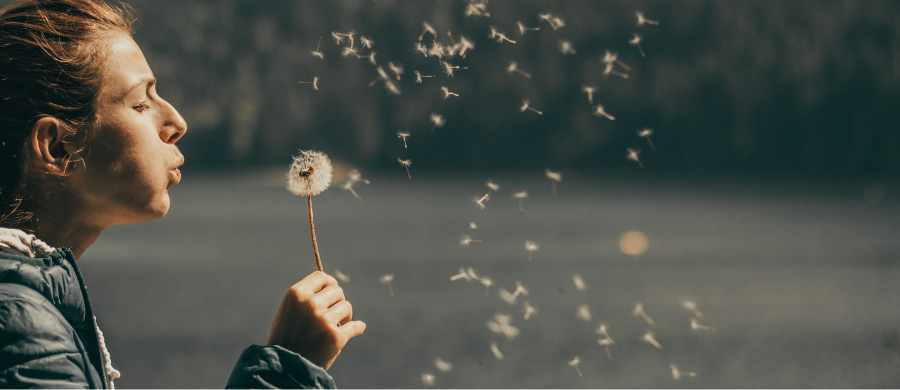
(42, 1, 900, 176)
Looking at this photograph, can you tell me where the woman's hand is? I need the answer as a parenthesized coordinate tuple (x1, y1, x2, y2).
(267, 271, 366, 370)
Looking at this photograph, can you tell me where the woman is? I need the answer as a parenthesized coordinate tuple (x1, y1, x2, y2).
(0, 0, 365, 388)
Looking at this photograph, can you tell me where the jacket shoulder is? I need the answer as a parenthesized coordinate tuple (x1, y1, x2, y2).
(0, 283, 81, 367)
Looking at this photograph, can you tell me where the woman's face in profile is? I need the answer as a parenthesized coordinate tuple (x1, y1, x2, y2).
(67, 32, 187, 226)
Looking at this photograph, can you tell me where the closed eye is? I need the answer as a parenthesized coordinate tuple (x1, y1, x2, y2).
(132, 101, 150, 112)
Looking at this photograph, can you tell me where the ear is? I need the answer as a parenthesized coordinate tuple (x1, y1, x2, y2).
(28, 117, 80, 176)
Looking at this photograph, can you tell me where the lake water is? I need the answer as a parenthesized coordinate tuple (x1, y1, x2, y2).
(78, 169, 900, 388)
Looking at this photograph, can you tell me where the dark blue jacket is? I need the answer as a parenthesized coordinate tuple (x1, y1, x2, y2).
(0, 248, 335, 388)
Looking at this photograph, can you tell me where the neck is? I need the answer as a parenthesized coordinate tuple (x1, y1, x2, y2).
(23, 192, 108, 260)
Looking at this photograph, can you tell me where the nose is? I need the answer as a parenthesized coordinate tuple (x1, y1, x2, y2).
(159, 97, 187, 144)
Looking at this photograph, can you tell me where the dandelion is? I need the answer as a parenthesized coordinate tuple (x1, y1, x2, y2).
(397, 131, 410, 148)
(567, 357, 583, 379)
(690, 317, 716, 331)
(450, 268, 473, 281)
(582, 86, 596, 104)
(488, 26, 516, 44)
(681, 299, 703, 318)
(297, 77, 319, 91)
(576, 304, 592, 322)
(286, 150, 333, 272)
(419, 21, 437, 41)
(545, 169, 561, 196)
(333, 269, 350, 283)
(472, 193, 490, 210)
(489, 342, 504, 359)
(421, 373, 436, 386)
(594, 104, 615, 120)
(632, 302, 655, 325)
(630, 33, 646, 57)
(558, 40, 576, 55)
(397, 158, 412, 179)
(430, 113, 445, 132)
(525, 241, 539, 264)
(636, 11, 659, 26)
(388, 62, 403, 80)
(626, 148, 643, 168)
(486, 179, 500, 192)
(459, 234, 483, 246)
(480, 277, 493, 299)
(519, 100, 543, 115)
(331, 31, 343, 45)
(310, 37, 324, 59)
(643, 332, 663, 351)
(670, 364, 697, 380)
(523, 301, 538, 320)
(487, 313, 519, 339)
(637, 128, 655, 151)
(414, 70, 435, 83)
(360, 35, 373, 49)
(362, 51, 376, 65)
(573, 274, 586, 292)
(440, 86, 459, 99)
(459, 36, 474, 57)
(380, 274, 395, 297)
(598, 338, 614, 359)
(414, 42, 428, 57)
(516, 21, 540, 35)
(435, 357, 452, 372)
(513, 190, 528, 215)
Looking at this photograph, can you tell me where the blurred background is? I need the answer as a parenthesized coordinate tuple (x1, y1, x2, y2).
(8, 0, 900, 387)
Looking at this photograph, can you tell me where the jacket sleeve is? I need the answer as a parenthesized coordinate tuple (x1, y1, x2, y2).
(225, 345, 335, 389)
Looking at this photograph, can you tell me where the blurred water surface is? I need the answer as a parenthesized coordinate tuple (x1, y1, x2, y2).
(79, 169, 900, 388)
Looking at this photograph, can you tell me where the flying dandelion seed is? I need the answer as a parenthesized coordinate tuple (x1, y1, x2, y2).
(681, 299, 703, 318)
(480, 277, 493, 299)
(368, 66, 389, 87)
(643, 332, 664, 351)
(499, 288, 516, 305)
(397, 158, 412, 179)
(523, 301, 538, 320)
(487, 314, 519, 339)
(310, 36, 324, 59)
(507, 61, 532, 78)
(670, 364, 697, 380)
(489, 342, 504, 359)
(516, 21, 540, 35)
(538, 13, 564, 30)
(603, 62, 629, 79)
(286, 150, 333, 272)
(331, 31, 343, 44)
(414, 70, 435, 83)
(582, 86, 596, 104)
(441, 86, 459, 99)
(472, 193, 490, 210)
(567, 357, 583, 379)
(636, 11, 659, 26)
(430, 113, 445, 132)
(459, 36, 475, 57)
(501, 282, 529, 304)
(421, 373, 436, 386)
(573, 274, 586, 292)
(619, 230, 649, 255)
(545, 169, 562, 196)
(297, 77, 319, 91)
(469, 222, 477, 230)
(419, 21, 437, 41)
(333, 269, 350, 283)
(360, 35, 373, 49)
(464, 1, 489, 17)
(630, 33, 646, 57)
(459, 234, 483, 246)
(385, 80, 401, 95)
(380, 274, 395, 297)
(442, 61, 467, 77)
(489, 26, 516, 44)
(558, 40, 576, 54)
(525, 241, 539, 264)
(341, 168, 368, 201)
(519, 100, 543, 115)
(486, 179, 500, 192)
(598, 338, 614, 359)
(596, 324, 614, 342)
(633, 302, 655, 325)
(388, 62, 403, 80)
(429, 41, 445, 60)
(637, 128, 656, 151)
(435, 358, 453, 372)
(594, 104, 615, 120)
(576, 304, 592, 322)
(397, 131, 410, 148)
(362, 51, 376, 65)
(465, 267, 478, 280)
(344, 30, 356, 50)
(691, 317, 716, 331)
(626, 148, 644, 168)
(341, 181, 361, 201)
(341, 46, 360, 58)
(450, 267, 473, 281)
(602, 51, 630, 78)
(513, 191, 528, 215)
(414, 42, 428, 57)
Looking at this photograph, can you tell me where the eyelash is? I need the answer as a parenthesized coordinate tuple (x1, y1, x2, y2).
(132, 101, 150, 112)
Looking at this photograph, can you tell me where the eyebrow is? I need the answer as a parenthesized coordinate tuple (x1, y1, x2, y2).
(116, 76, 156, 102)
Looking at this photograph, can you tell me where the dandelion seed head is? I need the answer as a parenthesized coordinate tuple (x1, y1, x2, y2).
(310, 50, 324, 59)
(435, 358, 452, 372)
(523, 301, 537, 320)
(397, 131, 410, 139)
(360, 36, 373, 48)
(472, 193, 489, 209)
(499, 288, 517, 305)
(286, 150, 333, 196)
(598, 338, 613, 346)
(519, 100, 530, 112)
(545, 169, 562, 182)
(636, 11, 659, 26)
(513, 190, 528, 199)
(603, 50, 618, 64)
(365, 51, 376, 65)
(460, 234, 475, 246)
(480, 277, 492, 287)
(379, 274, 394, 283)
(670, 364, 681, 380)
(559, 40, 576, 54)
(507, 61, 519, 73)
(551, 17, 565, 28)
(582, 86, 595, 94)
(525, 241, 539, 252)
(442, 61, 455, 77)
(397, 158, 412, 167)
(626, 148, 641, 162)
(429, 41, 445, 57)
(487, 313, 519, 340)
(459, 36, 474, 54)
(414, 42, 428, 56)
(422, 21, 436, 35)
(341, 47, 358, 57)
(312, 76, 319, 91)
(414, 71, 424, 83)
(465, 267, 478, 279)
(464, 1, 489, 17)
(331, 31, 343, 43)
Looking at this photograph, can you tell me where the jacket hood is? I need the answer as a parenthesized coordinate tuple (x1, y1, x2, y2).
(0, 248, 85, 325)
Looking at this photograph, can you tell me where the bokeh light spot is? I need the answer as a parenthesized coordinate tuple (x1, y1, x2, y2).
(619, 231, 648, 256)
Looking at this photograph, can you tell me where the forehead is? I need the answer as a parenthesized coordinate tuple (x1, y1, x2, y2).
(98, 33, 154, 101)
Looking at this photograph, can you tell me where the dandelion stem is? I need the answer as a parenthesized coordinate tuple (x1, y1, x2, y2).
(347, 187, 361, 201)
(307, 195, 323, 272)
(519, 199, 524, 215)
(387, 281, 394, 297)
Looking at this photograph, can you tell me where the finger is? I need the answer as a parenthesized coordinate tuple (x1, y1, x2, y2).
(340, 320, 366, 338)
(296, 271, 336, 295)
(314, 285, 345, 309)
(325, 300, 353, 326)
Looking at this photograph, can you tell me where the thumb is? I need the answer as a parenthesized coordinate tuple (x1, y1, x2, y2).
(342, 320, 366, 338)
